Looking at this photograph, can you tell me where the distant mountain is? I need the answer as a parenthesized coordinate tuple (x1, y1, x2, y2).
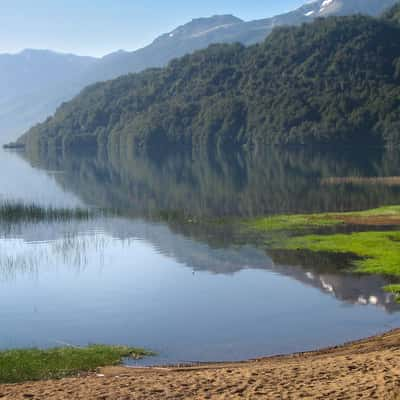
(311, 0, 398, 17)
(0, 49, 95, 101)
(0, 50, 96, 144)
(1, 0, 398, 143)
(86, 0, 399, 81)
(21, 6, 400, 151)
(87, 15, 244, 82)
(181, 0, 399, 46)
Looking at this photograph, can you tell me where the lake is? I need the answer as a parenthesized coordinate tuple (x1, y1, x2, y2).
(1, 146, 400, 365)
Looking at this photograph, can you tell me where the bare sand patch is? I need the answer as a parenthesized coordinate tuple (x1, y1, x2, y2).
(1, 329, 400, 399)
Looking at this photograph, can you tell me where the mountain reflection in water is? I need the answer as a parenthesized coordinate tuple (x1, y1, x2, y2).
(1, 213, 399, 313)
(0, 146, 398, 364)
(23, 145, 400, 218)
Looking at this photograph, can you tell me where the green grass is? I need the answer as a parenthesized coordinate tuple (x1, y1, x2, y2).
(245, 206, 400, 288)
(247, 213, 341, 232)
(283, 231, 400, 276)
(351, 205, 400, 217)
(0, 345, 154, 384)
(246, 205, 400, 232)
(0, 202, 92, 223)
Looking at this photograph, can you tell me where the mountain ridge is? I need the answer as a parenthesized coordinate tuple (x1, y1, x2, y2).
(21, 7, 400, 151)
(1, 0, 398, 143)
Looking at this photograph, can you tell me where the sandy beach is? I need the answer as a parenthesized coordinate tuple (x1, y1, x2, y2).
(1, 329, 400, 399)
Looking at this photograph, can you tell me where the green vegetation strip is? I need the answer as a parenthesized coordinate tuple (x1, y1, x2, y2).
(246, 206, 400, 232)
(284, 231, 400, 276)
(0, 202, 92, 222)
(247, 213, 341, 232)
(247, 206, 400, 294)
(22, 7, 400, 152)
(0, 345, 154, 384)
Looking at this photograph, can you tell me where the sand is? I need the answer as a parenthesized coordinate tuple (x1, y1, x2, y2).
(1, 330, 400, 399)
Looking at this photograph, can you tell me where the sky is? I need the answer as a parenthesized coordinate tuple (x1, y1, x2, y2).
(0, 0, 306, 57)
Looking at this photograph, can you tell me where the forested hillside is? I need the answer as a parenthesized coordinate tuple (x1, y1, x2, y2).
(21, 8, 400, 150)
(3, 0, 396, 143)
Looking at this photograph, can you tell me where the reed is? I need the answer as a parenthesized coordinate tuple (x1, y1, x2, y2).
(0, 202, 92, 222)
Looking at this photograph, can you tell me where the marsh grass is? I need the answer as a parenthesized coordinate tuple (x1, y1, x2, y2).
(284, 231, 400, 276)
(0, 345, 154, 384)
(247, 214, 341, 232)
(246, 205, 400, 232)
(352, 205, 400, 217)
(246, 205, 400, 287)
(0, 202, 92, 223)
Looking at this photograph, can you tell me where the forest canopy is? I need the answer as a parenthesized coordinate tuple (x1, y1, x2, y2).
(21, 4, 400, 151)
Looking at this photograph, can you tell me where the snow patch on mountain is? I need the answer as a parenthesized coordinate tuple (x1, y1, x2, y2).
(190, 23, 240, 38)
(320, 0, 335, 12)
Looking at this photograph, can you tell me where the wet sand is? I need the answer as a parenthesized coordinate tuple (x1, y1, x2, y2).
(1, 329, 400, 399)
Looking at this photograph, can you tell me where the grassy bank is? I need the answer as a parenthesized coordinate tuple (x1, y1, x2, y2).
(0, 345, 153, 384)
(284, 231, 400, 276)
(246, 205, 400, 232)
(0, 202, 92, 223)
(246, 205, 400, 293)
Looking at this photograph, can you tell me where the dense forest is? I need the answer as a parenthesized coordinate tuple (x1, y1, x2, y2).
(21, 4, 400, 150)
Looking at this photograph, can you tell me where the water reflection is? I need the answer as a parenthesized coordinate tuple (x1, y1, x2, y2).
(0, 150, 82, 208)
(22, 146, 400, 217)
(267, 250, 399, 312)
(16, 145, 400, 312)
(0, 215, 398, 313)
(0, 146, 399, 363)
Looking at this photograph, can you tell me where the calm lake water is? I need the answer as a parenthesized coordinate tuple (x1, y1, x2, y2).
(1, 147, 400, 365)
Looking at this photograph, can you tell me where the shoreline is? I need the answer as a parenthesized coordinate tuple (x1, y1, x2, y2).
(2, 329, 400, 399)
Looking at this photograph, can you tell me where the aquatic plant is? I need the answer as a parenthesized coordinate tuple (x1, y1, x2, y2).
(0, 202, 93, 223)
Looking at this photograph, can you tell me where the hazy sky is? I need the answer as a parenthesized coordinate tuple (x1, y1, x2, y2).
(1, 0, 306, 57)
